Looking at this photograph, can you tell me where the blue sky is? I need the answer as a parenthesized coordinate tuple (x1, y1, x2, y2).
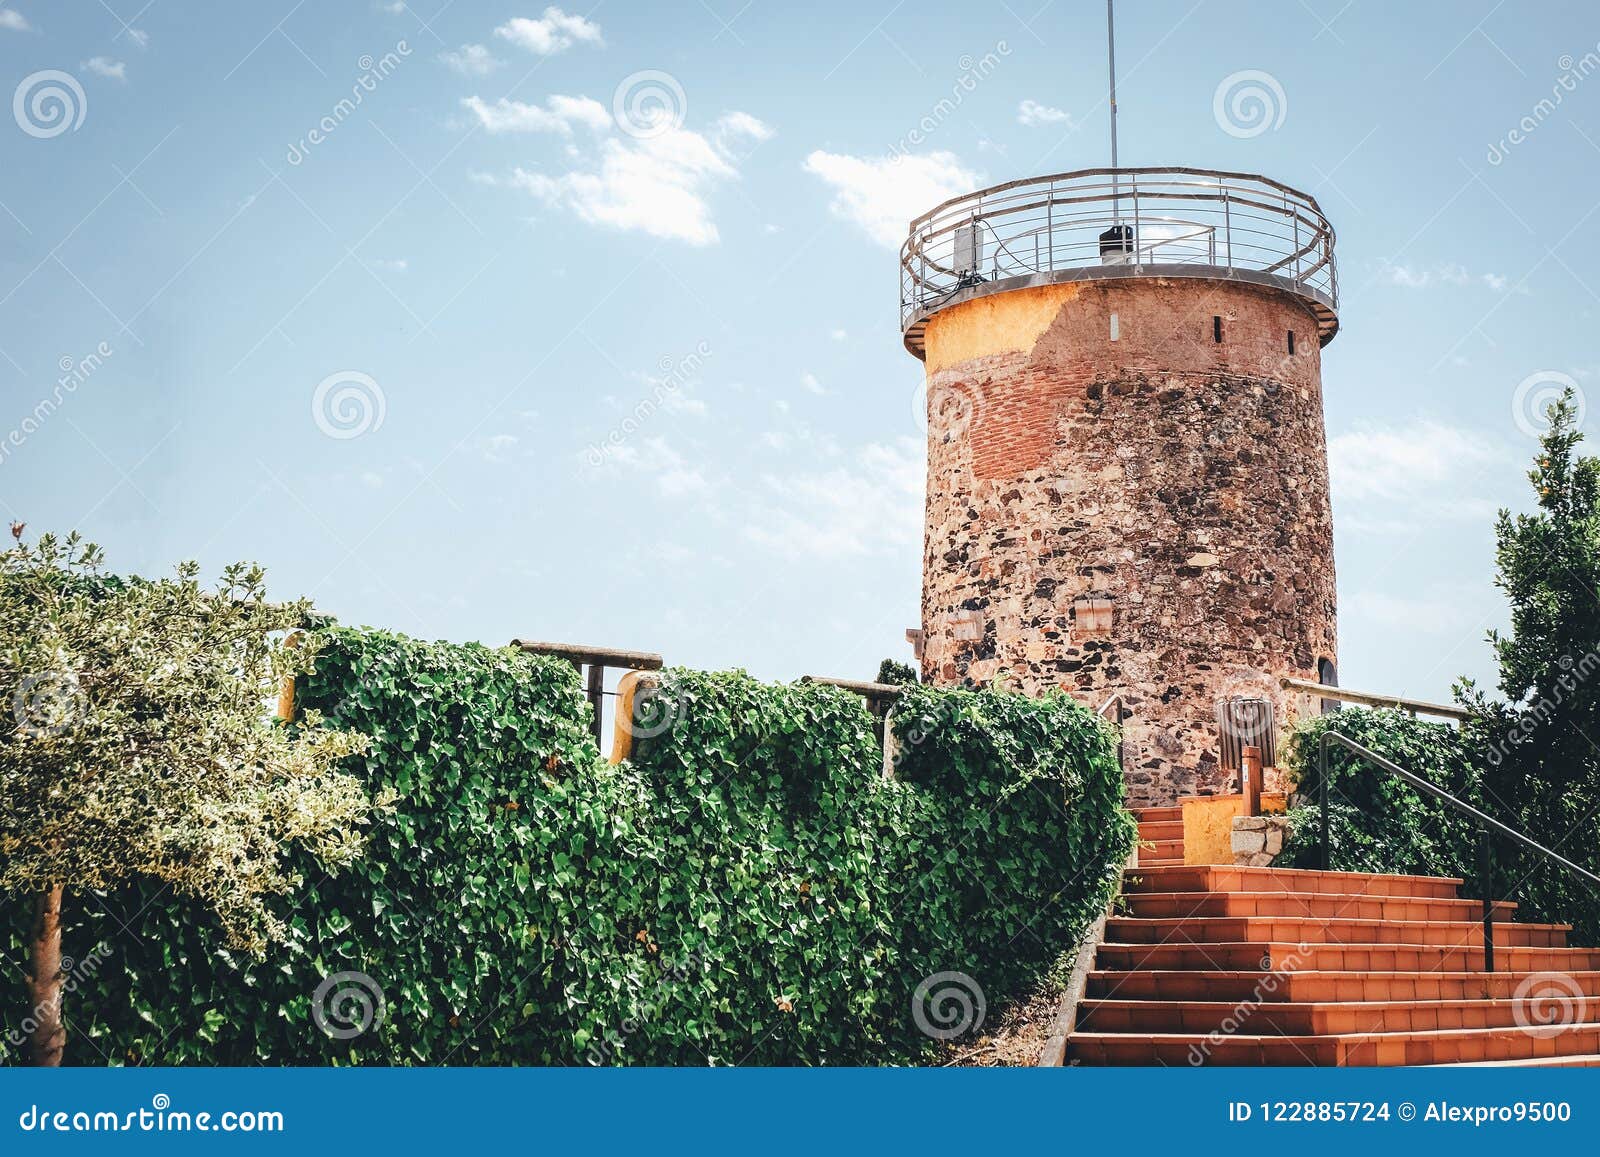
(1, 0, 1598, 706)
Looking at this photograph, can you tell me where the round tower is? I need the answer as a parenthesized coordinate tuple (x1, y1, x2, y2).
(903, 168, 1339, 804)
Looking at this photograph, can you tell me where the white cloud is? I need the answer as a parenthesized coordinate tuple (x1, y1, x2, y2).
(1346, 585, 1495, 637)
(803, 150, 979, 248)
(481, 433, 520, 463)
(82, 57, 127, 81)
(125, 28, 149, 48)
(440, 43, 502, 75)
(1017, 99, 1073, 127)
(367, 258, 408, 273)
(1378, 260, 1514, 292)
(461, 93, 610, 135)
(1329, 420, 1500, 503)
(511, 113, 769, 246)
(606, 436, 708, 498)
(744, 437, 923, 559)
(495, 8, 603, 56)
(799, 372, 825, 395)
(1328, 419, 1508, 533)
(0, 8, 29, 31)
(360, 471, 385, 490)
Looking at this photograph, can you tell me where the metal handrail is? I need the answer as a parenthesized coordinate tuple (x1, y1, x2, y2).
(899, 166, 1338, 354)
(1317, 731, 1600, 972)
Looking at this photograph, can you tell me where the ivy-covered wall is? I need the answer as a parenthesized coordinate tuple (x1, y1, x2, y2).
(5, 628, 1133, 1066)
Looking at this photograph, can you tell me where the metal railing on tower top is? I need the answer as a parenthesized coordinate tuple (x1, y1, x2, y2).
(899, 166, 1338, 356)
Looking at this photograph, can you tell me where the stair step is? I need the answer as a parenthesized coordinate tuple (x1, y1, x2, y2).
(1435, 1054, 1600, 1067)
(1104, 915, 1568, 949)
(1078, 997, 1600, 1035)
(1087, 969, 1600, 1003)
(1137, 820, 1185, 841)
(1141, 838, 1184, 859)
(1132, 806, 1183, 823)
(1124, 864, 1464, 900)
(1095, 941, 1600, 973)
(1068, 1023, 1600, 1066)
(1123, 891, 1517, 923)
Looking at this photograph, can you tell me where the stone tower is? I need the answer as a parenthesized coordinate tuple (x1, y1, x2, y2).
(902, 168, 1339, 804)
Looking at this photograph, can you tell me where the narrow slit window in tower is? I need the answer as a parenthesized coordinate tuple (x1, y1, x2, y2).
(1287, 330, 1296, 355)
(1212, 316, 1223, 343)
(1109, 312, 1120, 341)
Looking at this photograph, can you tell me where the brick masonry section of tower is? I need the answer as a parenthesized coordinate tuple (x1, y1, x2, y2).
(919, 277, 1337, 805)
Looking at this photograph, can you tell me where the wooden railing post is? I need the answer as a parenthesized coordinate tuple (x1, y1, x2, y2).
(1241, 745, 1262, 817)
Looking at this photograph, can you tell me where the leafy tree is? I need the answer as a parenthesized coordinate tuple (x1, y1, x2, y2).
(875, 658, 919, 686)
(1459, 390, 1600, 794)
(0, 532, 378, 1065)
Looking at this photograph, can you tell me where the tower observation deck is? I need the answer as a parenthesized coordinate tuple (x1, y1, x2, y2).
(904, 165, 1341, 804)
(900, 167, 1338, 358)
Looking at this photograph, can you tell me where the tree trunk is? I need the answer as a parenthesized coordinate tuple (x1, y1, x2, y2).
(25, 886, 65, 1067)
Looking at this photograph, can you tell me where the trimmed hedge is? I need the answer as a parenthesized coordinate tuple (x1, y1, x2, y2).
(6, 629, 1133, 1065)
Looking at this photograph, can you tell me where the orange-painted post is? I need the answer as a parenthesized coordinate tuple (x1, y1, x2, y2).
(1241, 744, 1263, 817)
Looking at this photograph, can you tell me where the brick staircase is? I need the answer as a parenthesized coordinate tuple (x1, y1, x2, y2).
(1066, 805, 1600, 1065)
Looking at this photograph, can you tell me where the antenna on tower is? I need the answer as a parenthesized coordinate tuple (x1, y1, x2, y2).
(1107, 0, 1119, 176)
(1101, 0, 1134, 260)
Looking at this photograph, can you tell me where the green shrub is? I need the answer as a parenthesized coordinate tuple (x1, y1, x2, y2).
(6, 633, 1133, 1066)
(1278, 709, 1600, 942)
(1277, 709, 1485, 886)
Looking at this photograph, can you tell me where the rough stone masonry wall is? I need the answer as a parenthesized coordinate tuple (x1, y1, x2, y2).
(919, 277, 1337, 806)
